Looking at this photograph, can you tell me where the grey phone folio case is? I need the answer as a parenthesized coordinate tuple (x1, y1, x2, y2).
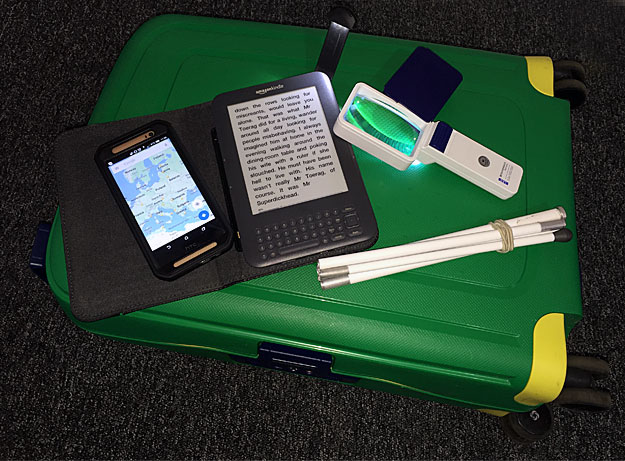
(55, 100, 377, 322)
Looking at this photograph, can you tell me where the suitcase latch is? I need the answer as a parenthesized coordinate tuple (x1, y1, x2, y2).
(231, 342, 358, 383)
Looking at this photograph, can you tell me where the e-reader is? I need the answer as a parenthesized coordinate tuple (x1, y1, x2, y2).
(212, 71, 378, 267)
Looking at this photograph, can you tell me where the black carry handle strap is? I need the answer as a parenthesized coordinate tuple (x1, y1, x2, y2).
(315, 7, 356, 80)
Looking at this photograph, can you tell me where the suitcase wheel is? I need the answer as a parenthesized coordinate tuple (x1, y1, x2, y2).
(554, 60, 588, 109)
(553, 59, 586, 82)
(554, 355, 612, 412)
(566, 355, 610, 379)
(554, 387, 612, 412)
(500, 405, 553, 444)
(500, 355, 611, 444)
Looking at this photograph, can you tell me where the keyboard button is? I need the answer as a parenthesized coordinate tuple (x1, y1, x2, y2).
(264, 226, 270, 233)
(303, 233, 309, 240)
(260, 253, 268, 260)
(320, 230, 327, 236)
(283, 230, 290, 237)
(300, 225, 307, 233)
(342, 206, 355, 213)
(273, 224, 279, 231)
(269, 251, 277, 258)
(268, 243, 274, 250)
(315, 212, 322, 220)
(265, 235, 272, 241)
(255, 228, 262, 235)
(308, 223, 315, 230)
(334, 217, 341, 224)
(278, 239, 320, 255)
(345, 214, 359, 228)
(307, 215, 314, 222)
(337, 225, 344, 232)
(332, 209, 339, 216)
(298, 217, 305, 225)
(285, 238, 292, 245)
(324, 211, 330, 218)
(322, 237, 329, 244)
(348, 229, 362, 237)
(326, 219, 333, 226)
(257, 237, 264, 244)
(289, 219, 296, 227)
(276, 240, 283, 248)
(258, 245, 265, 252)
(317, 221, 324, 228)
(281, 222, 288, 229)
(294, 236, 301, 243)
(292, 228, 298, 235)
(328, 227, 335, 234)
(311, 232, 318, 238)
(274, 233, 281, 240)
(331, 234, 345, 242)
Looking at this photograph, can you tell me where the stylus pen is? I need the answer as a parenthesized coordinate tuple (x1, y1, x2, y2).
(317, 206, 567, 272)
(320, 229, 572, 290)
(319, 219, 565, 279)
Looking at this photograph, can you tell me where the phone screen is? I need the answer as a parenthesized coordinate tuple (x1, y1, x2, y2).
(108, 135, 215, 251)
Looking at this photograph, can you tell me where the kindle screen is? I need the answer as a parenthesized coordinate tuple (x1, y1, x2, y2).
(227, 86, 348, 215)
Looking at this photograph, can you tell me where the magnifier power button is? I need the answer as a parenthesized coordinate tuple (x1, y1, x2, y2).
(478, 155, 490, 167)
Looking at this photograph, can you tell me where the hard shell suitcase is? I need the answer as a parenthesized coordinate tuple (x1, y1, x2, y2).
(39, 15, 584, 424)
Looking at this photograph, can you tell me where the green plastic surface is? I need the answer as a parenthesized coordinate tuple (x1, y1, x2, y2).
(47, 15, 582, 412)
(345, 94, 421, 155)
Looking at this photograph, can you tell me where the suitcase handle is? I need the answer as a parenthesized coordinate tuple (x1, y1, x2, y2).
(231, 342, 359, 383)
(29, 221, 52, 283)
(314, 7, 355, 81)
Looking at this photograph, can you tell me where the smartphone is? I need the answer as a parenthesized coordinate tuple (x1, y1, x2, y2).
(95, 120, 232, 280)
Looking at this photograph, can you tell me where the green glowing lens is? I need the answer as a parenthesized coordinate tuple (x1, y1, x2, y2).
(345, 95, 421, 155)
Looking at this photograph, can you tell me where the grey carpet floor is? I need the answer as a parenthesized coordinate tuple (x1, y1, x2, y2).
(1, 0, 624, 458)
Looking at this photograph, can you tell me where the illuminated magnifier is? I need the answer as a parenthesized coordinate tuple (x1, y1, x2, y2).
(334, 83, 523, 200)
(335, 83, 426, 170)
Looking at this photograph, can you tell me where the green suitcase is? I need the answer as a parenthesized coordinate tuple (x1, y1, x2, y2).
(44, 14, 582, 420)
